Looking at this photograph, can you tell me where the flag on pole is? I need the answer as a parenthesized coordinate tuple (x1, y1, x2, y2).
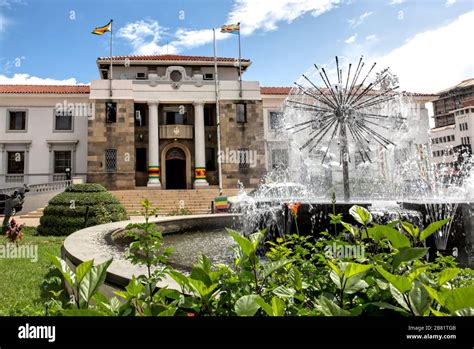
(91, 20, 112, 35)
(220, 23, 240, 34)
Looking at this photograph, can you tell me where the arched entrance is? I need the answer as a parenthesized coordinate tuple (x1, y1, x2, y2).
(161, 143, 191, 189)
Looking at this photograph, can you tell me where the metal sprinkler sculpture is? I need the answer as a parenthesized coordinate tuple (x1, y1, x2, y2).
(284, 56, 404, 201)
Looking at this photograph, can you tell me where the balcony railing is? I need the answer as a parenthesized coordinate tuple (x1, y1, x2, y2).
(159, 125, 193, 139)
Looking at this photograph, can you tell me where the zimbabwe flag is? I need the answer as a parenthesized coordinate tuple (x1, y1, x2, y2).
(92, 20, 112, 35)
(221, 23, 240, 34)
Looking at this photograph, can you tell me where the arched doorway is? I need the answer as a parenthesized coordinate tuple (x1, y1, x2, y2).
(165, 147, 187, 189)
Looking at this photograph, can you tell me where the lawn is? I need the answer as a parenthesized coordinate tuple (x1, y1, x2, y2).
(0, 227, 64, 316)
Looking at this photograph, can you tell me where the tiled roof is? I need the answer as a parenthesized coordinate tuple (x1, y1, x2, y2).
(0, 85, 90, 94)
(260, 87, 291, 95)
(97, 54, 251, 63)
(437, 78, 474, 94)
(261, 86, 437, 97)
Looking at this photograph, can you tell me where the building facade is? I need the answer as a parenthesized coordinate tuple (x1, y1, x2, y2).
(0, 54, 443, 191)
(429, 79, 474, 171)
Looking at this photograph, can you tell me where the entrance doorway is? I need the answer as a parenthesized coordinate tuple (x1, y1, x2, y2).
(165, 147, 187, 189)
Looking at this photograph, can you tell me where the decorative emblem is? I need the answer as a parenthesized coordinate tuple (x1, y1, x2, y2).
(173, 126, 180, 135)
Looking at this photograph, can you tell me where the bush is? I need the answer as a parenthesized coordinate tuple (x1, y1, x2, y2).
(37, 184, 129, 236)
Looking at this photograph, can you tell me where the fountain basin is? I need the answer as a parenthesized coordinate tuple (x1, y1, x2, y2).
(62, 214, 241, 295)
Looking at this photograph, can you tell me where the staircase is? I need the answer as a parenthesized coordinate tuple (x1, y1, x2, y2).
(111, 188, 243, 216)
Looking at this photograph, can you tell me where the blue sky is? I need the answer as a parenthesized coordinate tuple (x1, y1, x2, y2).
(0, 0, 473, 92)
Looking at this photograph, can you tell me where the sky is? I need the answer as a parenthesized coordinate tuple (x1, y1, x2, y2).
(0, 0, 473, 93)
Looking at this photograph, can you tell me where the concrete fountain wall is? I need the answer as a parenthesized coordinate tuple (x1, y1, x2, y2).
(62, 214, 241, 294)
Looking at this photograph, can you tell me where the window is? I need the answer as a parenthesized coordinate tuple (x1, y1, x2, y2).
(106, 102, 117, 123)
(238, 148, 250, 170)
(54, 151, 72, 173)
(54, 108, 73, 131)
(271, 149, 288, 169)
(164, 105, 187, 125)
(269, 111, 282, 130)
(170, 70, 182, 82)
(206, 147, 216, 171)
(7, 151, 24, 174)
(134, 104, 147, 126)
(203, 73, 214, 80)
(204, 105, 216, 126)
(105, 149, 117, 172)
(135, 148, 147, 172)
(8, 111, 26, 131)
(236, 103, 247, 123)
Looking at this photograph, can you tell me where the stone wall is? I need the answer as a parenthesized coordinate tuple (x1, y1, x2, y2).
(87, 99, 136, 190)
(219, 100, 266, 188)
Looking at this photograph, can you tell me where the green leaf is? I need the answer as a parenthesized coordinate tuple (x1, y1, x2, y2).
(289, 266, 303, 291)
(271, 297, 286, 316)
(124, 277, 144, 298)
(188, 279, 218, 299)
(373, 302, 410, 315)
(454, 307, 474, 316)
(341, 222, 358, 237)
(343, 262, 372, 279)
(420, 218, 450, 241)
(442, 287, 474, 313)
(234, 295, 262, 316)
(158, 307, 177, 316)
(389, 284, 410, 312)
(430, 308, 450, 316)
(227, 229, 255, 257)
(343, 275, 369, 294)
(407, 266, 429, 282)
(261, 259, 292, 279)
(400, 221, 419, 239)
(79, 259, 112, 307)
(49, 255, 76, 287)
(168, 270, 190, 289)
(349, 205, 372, 225)
(190, 267, 212, 287)
(423, 285, 446, 306)
(60, 309, 103, 316)
(392, 248, 429, 268)
(272, 285, 296, 298)
(408, 281, 431, 316)
(319, 296, 351, 316)
(368, 225, 410, 249)
(375, 266, 412, 294)
(437, 268, 460, 286)
(372, 302, 410, 315)
(254, 297, 274, 316)
(327, 260, 342, 277)
(75, 260, 93, 284)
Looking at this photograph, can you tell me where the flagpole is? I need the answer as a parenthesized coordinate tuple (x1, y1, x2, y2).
(213, 28, 223, 195)
(109, 19, 113, 97)
(238, 23, 242, 98)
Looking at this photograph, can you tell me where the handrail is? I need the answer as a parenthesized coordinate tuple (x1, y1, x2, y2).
(0, 180, 72, 195)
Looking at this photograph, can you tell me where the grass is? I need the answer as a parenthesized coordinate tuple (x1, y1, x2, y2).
(0, 226, 64, 316)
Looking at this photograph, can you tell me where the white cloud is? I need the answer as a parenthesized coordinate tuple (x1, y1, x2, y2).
(0, 73, 80, 85)
(365, 34, 377, 42)
(119, 0, 340, 54)
(0, 0, 26, 9)
(445, 0, 456, 7)
(372, 11, 474, 92)
(227, 0, 340, 35)
(389, 0, 404, 5)
(348, 11, 372, 28)
(345, 34, 357, 44)
(0, 13, 12, 33)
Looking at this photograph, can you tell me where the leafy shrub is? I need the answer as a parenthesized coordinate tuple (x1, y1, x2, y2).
(37, 184, 128, 236)
(46, 201, 474, 317)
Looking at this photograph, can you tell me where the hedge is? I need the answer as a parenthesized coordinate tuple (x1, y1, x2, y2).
(37, 183, 129, 236)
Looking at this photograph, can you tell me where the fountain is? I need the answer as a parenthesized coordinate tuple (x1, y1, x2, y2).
(62, 57, 474, 292)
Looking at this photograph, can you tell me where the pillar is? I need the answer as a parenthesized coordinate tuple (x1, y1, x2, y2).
(193, 101, 209, 187)
(147, 101, 161, 188)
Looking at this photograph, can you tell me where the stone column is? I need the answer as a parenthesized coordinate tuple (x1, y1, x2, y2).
(147, 101, 161, 188)
(193, 101, 209, 187)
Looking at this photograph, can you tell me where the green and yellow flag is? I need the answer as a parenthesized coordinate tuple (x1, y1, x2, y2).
(91, 20, 112, 35)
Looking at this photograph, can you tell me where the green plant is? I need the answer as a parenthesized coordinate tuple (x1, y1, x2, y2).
(37, 184, 128, 236)
(168, 207, 192, 216)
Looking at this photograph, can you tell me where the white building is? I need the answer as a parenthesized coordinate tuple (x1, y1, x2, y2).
(0, 85, 90, 187)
